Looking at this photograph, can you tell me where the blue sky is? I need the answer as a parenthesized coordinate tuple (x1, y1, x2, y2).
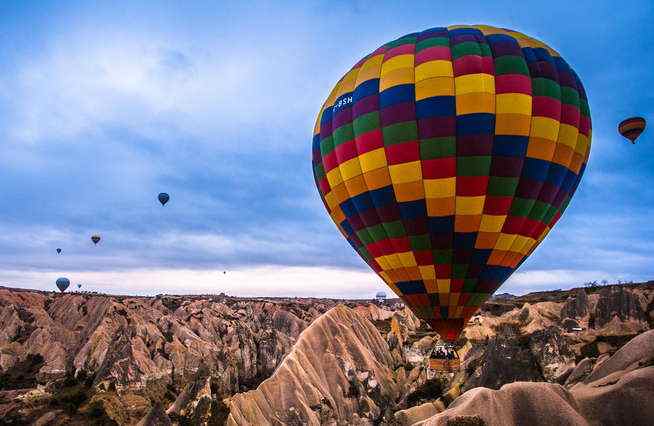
(0, 0, 652, 297)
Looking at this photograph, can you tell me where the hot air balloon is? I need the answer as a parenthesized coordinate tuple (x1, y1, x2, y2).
(56, 277, 70, 293)
(312, 25, 591, 342)
(618, 117, 645, 144)
(56, 248, 62, 254)
(91, 234, 101, 245)
(77, 283, 82, 289)
(158, 192, 170, 206)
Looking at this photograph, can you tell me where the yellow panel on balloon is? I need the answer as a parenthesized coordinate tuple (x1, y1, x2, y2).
(424, 177, 456, 198)
(397, 252, 418, 268)
(437, 279, 450, 294)
(415, 77, 455, 100)
(380, 67, 415, 91)
(455, 196, 485, 215)
(558, 123, 580, 149)
(496, 93, 531, 115)
(389, 161, 422, 184)
(415, 60, 453, 81)
(454, 73, 495, 95)
(355, 55, 384, 87)
(359, 148, 387, 173)
(530, 116, 560, 141)
(381, 54, 414, 75)
(456, 92, 495, 115)
(479, 214, 506, 233)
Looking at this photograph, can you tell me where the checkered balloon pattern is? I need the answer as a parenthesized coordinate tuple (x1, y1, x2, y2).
(312, 25, 591, 341)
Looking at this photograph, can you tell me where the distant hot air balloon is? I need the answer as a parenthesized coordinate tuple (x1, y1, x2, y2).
(618, 117, 646, 144)
(56, 277, 70, 293)
(77, 283, 82, 289)
(312, 25, 591, 342)
(91, 234, 101, 245)
(158, 193, 170, 206)
(56, 248, 62, 254)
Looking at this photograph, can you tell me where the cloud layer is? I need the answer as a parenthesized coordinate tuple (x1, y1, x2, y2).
(0, 1, 652, 296)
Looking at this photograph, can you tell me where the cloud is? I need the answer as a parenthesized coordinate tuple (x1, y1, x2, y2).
(5, 42, 244, 146)
(0, 265, 384, 299)
(0, 1, 652, 297)
(0, 220, 362, 273)
(0, 21, 331, 158)
(2, 264, 644, 299)
(0, 20, 345, 277)
(502, 269, 640, 295)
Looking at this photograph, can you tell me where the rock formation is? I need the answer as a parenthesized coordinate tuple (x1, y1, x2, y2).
(227, 305, 405, 425)
(594, 285, 648, 328)
(561, 288, 589, 319)
(421, 329, 654, 426)
(423, 382, 587, 426)
(0, 282, 652, 425)
(0, 288, 344, 424)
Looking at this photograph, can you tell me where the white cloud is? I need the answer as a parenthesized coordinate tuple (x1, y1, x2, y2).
(1, 26, 322, 154)
(0, 222, 355, 272)
(6, 42, 243, 145)
(0, 265, 384, 299)
(1, 265, 645, 299)
(502, 268, 644, 295)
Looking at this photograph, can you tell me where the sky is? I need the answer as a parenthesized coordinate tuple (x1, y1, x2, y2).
(0, 0, 653, 297)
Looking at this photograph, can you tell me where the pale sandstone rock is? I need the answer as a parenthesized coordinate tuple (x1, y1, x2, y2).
(394, 400, 445, 425)
(227, 305, 402, 425)
(420, 382, 587, 426)
(583, 329, 654, 383)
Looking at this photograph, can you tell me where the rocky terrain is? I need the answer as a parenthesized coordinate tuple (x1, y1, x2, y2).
(0, 281, 652, 425)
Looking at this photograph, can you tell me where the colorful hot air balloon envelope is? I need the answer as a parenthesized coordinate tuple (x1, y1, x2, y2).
(91, 234, 101, 245)
(312, 25, 591, 342)
(56, 248, 62, 254)
(618, 117, 646, 144)
(158, 192, 170, 206)
(56, 277, 70, 293)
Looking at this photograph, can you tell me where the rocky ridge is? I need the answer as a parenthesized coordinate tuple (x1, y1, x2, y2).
(0, 289, 345, 424)
(0, 282, 652, 425)
(419, 329, 654, 426)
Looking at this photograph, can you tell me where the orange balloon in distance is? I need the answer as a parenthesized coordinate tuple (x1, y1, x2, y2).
(312, 25, 591, 342)
(618, 117, 646, 144)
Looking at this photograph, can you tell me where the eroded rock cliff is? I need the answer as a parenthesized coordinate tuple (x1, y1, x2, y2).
(0, 282, 652, 425)
(228, 305, 407, 425)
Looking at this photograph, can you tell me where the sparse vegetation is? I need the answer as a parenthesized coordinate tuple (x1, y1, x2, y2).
(446, 415, 486, 426)
(405, 376, 448, 407)
(51, 372, 93, 414)
(0, 353, 44, 390)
